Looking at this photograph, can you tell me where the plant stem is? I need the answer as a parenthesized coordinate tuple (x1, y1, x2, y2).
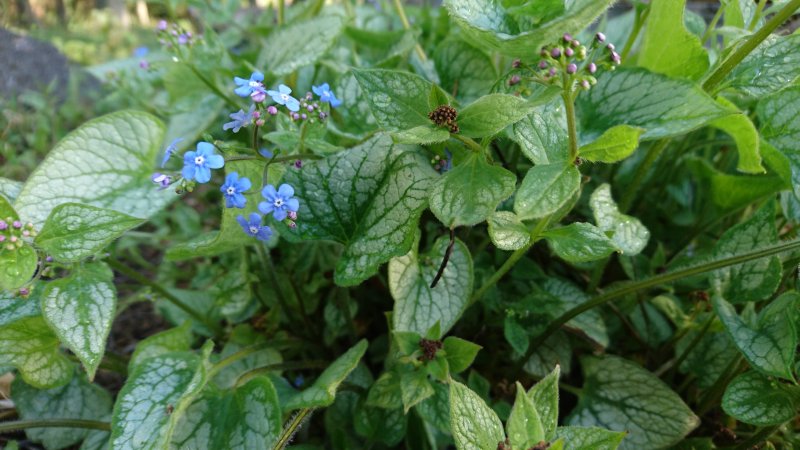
(277, 0, 285, 26)
(224, 153, 321, 163)
(391, 0, 427, 62)
(235, 360, 329, 387)
(562, 90, 579, 161)
(452, 134, 484, 153)
(527, 238, 800, 351)
(207, 344, 269, 379)
(619, 138, 670, 213)
(621, 5, 649, 61)
(698, 356, 744, 415)
(731, 425, 780, 450)
(700, 4, 725, 45)
(702, 0, 800, 92)
(655, 313, 714, 377)
(186, 64, 239, 109)
(272, 408, 314, 450)
(106, 258, 223, 337)
(749, 0, 767, 31)
(0, 419, 111, 433)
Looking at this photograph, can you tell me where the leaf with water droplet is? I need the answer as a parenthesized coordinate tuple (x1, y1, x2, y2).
(449, 379, 505, 450)
(589, 184, 649, 256)
(725, 34, 800, 97)
(0, 243, 38, 291)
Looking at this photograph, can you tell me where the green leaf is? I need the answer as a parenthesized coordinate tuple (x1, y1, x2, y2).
(589, 184, 650, 256)
(433, 38, 498, 103)
(543, 223, 618, 263)
(401, 368, 435, 413)
(488, 211, 531, 251)
(579, 68, 730, 141)
(444, 0, 614, 57)
(524, 332, 572, 379)
(677, 324, 738, 389)
(512, 102, 569, 165)
(353, 69, 439, 131)
(457, 94, 536, 138)
(354, 404, 407, 446)
(366, 371, 403, 409)
(41, 262, 115, 380)
(430, 152, 516, 227)
(392, 126, 451, 145)
(553, 426, 626, 450)
(284, 339, 368, 410)
(507, 382, 545, 448)
(416, 381, 451, 432)
(568, 356, 699, 450)
(504, 315, 529, 355)
(394, 331, 422, 356)
(579, 125, 643, 164)
(0, 178, 23, 202)
(129, 321, 193, 370)
(514, 163, 581, 220)
(0, 316, 73, 388)
(443, 336, 481, 374)
(13, 374, 112, 450)
(0, 242, 37, 292)
(758, 86, 800, 199)
(449, 379, 505, 450)
(708, 97, 764, 174)
(0, 288, 40, 326)
(527, 364, 560, 439)
(167, 160, 270, 261)
(36, 203, 144, 263)
(638, 0, 709, 79)
(14, 110, 174, 228)
(686, 158, 786, 212)
(389, 234, 473, 337)
(713, 201, 780, 303)
(258, 15, 343, 75)
(111, 352, 204, 450)
(170, 376, 281, 449)
(721, 370, 799, 426)
(725, 34, 800, 97)
(282, 134, 436, 286)
(713, 292, 798, 380)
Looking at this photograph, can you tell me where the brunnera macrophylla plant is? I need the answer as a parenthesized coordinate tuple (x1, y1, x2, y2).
(2, 0, 800, 448)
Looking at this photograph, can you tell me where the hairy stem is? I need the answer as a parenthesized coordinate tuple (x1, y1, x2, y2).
(272, 408, 314, 450)
(562, 90, 579, 161)
(0, 419, 111, 433)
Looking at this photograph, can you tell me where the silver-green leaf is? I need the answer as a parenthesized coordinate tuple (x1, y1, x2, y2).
(0, 315, 73, 388)
(514, 163, 580, 221)
(258, 15, 343, 75)
(589, 184, 649, 256)
(543, 222, 618, 263)
(457, 94, 536, 138)
(721, 370, 799, 426)
(449, 379, 505, 450)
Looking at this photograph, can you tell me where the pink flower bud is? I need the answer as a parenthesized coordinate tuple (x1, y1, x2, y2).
(567, 64, 577, 74)
(595, 32, 606, 42)
(588, 63, 597, 74)
(550, 47, 561, 58)
(565, 48, 574, 57)
(267, 106, 278, 115)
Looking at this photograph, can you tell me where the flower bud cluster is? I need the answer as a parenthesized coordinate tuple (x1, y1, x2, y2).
(290, 92, 328, 123)
(156, 20, 197, 48)
(0, 218, 35, 251)
(428, 105, 459, 134)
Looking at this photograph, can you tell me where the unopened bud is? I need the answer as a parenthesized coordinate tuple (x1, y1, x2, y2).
(588, 62, 597, 74)
(550, 47, 562, 58)
(512, 59, 521, 68)
(565, 47, 574, 57)
(567, 63, 577, 74)
(288, 210, 298, 220)
(562, 33, 573, 43)
(538, 60, 548, 69)
(267, 106, 278, 115)
(595, 32, 606, 42)
(509, 75, 521, 86)
(607, 43, 615, 51)
(580, 80, 590, 90)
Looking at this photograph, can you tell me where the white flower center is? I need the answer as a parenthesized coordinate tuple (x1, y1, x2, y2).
(226, 187, 236, 195)
(194, 155, 205, 166)
(323, 90, 330, 97)
(281, 94, 290, 102)
(249, 81, 261, 88)
(274, 198, 284, 207)
(249, 226, 259, 234)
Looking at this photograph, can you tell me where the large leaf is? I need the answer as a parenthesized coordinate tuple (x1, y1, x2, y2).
(36, 203, 144, 263)
(543, 222, 618, 263)
(449, 380, 505, 450)
(258, 15, 343, 75)
(553, 426, 626, 450)
(129, 321, 193, 370)
(579, 125, 643, 164)
(589, 184, 649, 256)
(527, 364, 560, 439)
(13, 374, 112, 450)
(514, 163, 580, 220)
(282, 134, 436, 286)
(0, 315, 73, 388)
(0, 177, 23, 201)
(713, 292, 798, 380)
(389, 234, 473, 337)
(512, 102, 569, 165)
(14, 110, 174, 227)
(457, 94, 536, 138)
(568, 356, 699, 450)
(433, 38, 498, 103)
(0, 196, 37, 291)
(41, 262, 116, 380)
(721, 370, 799, 426)
(535, 279, 609, 348)
(0, 288, 40, 326)
(284, 339, 367, 410)
(444, 0, 614, 57)
(578, 68, 730, 141)
(724, 34, 800, 97)
(638, 0, 708, 79)
(430, 153, 516, 227)
(758, 86, 800, 199)
(353, 68, 443, 131)
(507, 382, 544, 448)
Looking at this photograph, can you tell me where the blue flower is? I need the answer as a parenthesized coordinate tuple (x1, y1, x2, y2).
(151, 172, 171, 190)
(234, 71, 265, 98)
(182, 142, 225, 184)
(237, 213, 272, 241)
(312, 83, 342, 108)
(259, 148, 274, 159)
(220, 172, 251, 208)
(259, 183, 299, 221)
(223, 105, 255, 133)
(133, 46, 149, 57)
(266, 84, 300, 112)
(161, 137, 184, 168)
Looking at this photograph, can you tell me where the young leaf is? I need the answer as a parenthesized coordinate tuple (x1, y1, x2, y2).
(713, 292, 798, 380)
(129, 321, 193, 370)
(507, 382, 545, 448)
(578, 125, 643, 164)
(282, 134, 436, 286)
(416, 381, 451, 432)
(433, 38, 498, 103)
(721, 370, 799, 426)
(553, 426, 626, 450)
(389, 234, 473, 337)
(504, 315, 529, 355)
(589, 184, 650, 256)
(258, 15, 343, 75)
(0, 315, 73, 388)
(41, 262, 116, 380)
(392, 126, 450, 145)
(457, 94, 536, 138)
(725, 34, 800, 97)
(429, 152, 516, 227)
(567, 356, 699, 450)
(527, 364, 560, 439)
(14, 110, 174, 227)
(35, 203, 144, 263)
(708, 97, 764, 174)
(443, 336, 481, 374)
(401, 368, 435, 412)
(449, 380, 505, 450)
(488, 211, 531, 251)
(579, 68, 729, 141)
(0, 195, 37, 291)
(512, 102, 569, 165)
(638, 0, 709, 79)
(12, 374, 112, 450)
(514, 163, 581, 220)
(284, 339, 368, 410)
(367, 371, 404, 409)
(543, 223, 618, 263)
(353, 68, 438, 131)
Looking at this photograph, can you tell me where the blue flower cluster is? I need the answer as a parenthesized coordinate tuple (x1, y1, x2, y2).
(234, 183, 300, 241)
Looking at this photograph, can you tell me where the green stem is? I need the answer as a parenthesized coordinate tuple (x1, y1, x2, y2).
(731, 425, 779, 450)
(655, 314, 714, 377)
(619, 138, 670, 213)
(527, 238, 800, 351)
(106, 259, 223, 337)
(620, 5, 649, 61)
(277, 0, 285, 26)
(563, 90, 579, 161)
(235, 360, 329, 387)
(700, 4, 725, 45)
(391, 0, 427, 62)
(272, 408, 314, 450)
(224, 153, 321, 163)
(749, 0, 767, 31)
(702, 0, 800, 92)
(0, 419, 111, 433)
(452, 134, 484, 153)
(207, 344, 269, 379)
(185, 64, 239, 109)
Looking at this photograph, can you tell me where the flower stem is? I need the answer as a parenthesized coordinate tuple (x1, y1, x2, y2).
(562, 90, 579, 161)
(277, 0, 285, 26)
(618, 138, 670, 213)
(621, 5, 649, 61)
(391, 0, 427, 62)
(185, 63, 239, 109)
(0, 419, 110, 433)
(224, 153, 321, 163)
(272, 408, 314, 450)
(527, 238, 800, 352)
(452, 134, 484, 153)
